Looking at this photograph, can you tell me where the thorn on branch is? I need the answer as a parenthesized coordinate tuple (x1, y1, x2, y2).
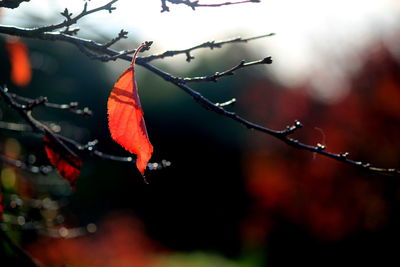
(103, 29, 129, 48)
(282, 120, 303, 135)
(262, 56, 273, 64)
(316, 143, 326, 150)
(185, 51, 195, 62)
(340, 152, 350, 158)
(63, 27, 80, 36)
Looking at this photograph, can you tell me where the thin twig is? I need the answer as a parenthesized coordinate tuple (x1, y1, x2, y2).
(161, 0, 260, 12)
(141, 33, 275, 62)
(175, 57, 272, 83)
(102, 29, 129, 48)
(0, 86, 170, 171)
(9, 93, 92, 116)
(0, 24, 273, 63)
(31, 0, 118, 33)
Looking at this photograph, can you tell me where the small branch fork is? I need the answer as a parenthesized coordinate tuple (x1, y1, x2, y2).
(0, 86, 170, 174)
(0, 1, 398, 176)
(7, 93, 92, 116)
(141, 34, 275, 62)
(160, 0, 260, 12)
(31, 0, 118, 35)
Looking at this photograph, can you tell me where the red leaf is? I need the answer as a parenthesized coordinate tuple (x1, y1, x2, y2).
(107, 44, 153, 176)
(5, 37, 32, 87)
(44, 130, 82, 189)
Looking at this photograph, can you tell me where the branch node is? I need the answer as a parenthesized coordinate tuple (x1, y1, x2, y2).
(85, 139, 99, 153)
(362, 163, 371, 168)
(60, 8, 73, 20)
(263, 56, 273, 64)
(185, 51, 195, 62)
(69, 102, 78, 107)
(141, 41, 153, 52)
(340, 152, 350, 158)
(316, 143, 326, 150)
(294, 120, 303, 128)
(283, 120, 303, 135)
(216, 98, 236, 107)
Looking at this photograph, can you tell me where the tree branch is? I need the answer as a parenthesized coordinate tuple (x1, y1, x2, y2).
(141, 33, 275, 62)
(175, 57, 272, 83)
(31, 0, 118, 34)
(8, 93, 92, 116)
(161, 0, 260, 12)
(0, 86, 170, 172)
(139, 61, 400, 176)
(0, 23, 397, 176)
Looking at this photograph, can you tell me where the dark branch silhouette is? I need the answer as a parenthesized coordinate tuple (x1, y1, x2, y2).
(0, 0, 30, 8)
(174, 57, 272, 83)
(0, 1, 398, 176)
(0, 86, 170, 173)
(160, 0, 260, 12)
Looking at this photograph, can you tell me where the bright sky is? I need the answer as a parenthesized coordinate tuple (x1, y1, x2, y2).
(3, 0, 400, 102)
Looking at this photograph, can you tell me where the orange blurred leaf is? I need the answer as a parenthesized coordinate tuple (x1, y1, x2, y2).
(44, 130, 82, 189)
(5, 37, 32, 87)
(107, 44, 153, 177)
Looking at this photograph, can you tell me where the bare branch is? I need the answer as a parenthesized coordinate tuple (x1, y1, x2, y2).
(139, 61, 400, 176)
(0, 24, 397, 176)
(0, 24, 272, 63)
(161, 0, 260, 12)
(0, 86, 170, 172)
(31, 0, 118, 33)
(141, 33, 275, 62)
(102, 29, 129, 48)
(8, 93, 92, 116)
(175, 57, 272, 83)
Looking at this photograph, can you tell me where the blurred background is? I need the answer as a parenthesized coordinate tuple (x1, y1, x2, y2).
(1, 0, 400, 266)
